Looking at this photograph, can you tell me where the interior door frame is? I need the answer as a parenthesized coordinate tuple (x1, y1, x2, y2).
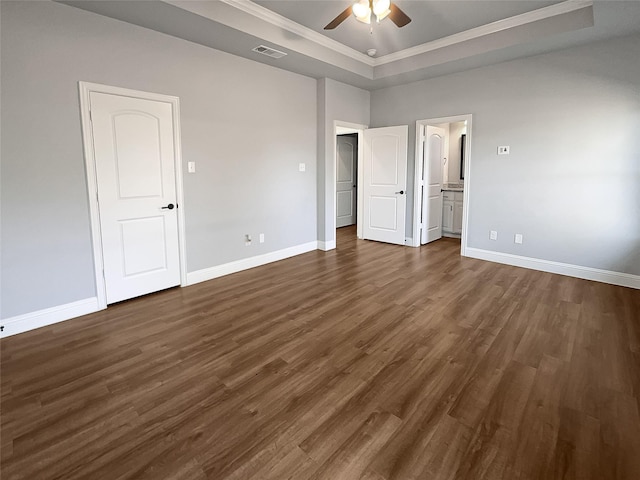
(335, 132, 358, 229)
(78, 81, 187, 310)
(333, 121, 367, 243)
(414, 114, 472, 255)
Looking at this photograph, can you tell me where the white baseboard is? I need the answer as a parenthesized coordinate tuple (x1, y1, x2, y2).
(0, 297, 101, 338)
(187, 241, 319, 285)
(465, 248, 640, 289)
(1, 242, 322, 338)
(318, 240, 336, 251)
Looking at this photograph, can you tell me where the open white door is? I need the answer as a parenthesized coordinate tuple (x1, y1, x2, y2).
(421, 125, 445, 244)
(90, 92, 181, 304)
(363, 125, 408, 245)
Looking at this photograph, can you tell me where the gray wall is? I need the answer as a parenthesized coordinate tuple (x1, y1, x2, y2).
(317, 78, 370, 243)
(371, 33, 640, 275)
(1, 1, 317, 318)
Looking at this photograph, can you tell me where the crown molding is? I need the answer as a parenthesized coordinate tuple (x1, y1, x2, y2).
(224, 1, 592, 70)
(166, 0, 593, 78)
(373, 0, 594, 66)
(220, 0, 376, 66)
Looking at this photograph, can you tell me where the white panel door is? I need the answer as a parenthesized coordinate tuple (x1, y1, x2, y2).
(421, 125, 445, 244)
(336, 134, 357, 228)
(363, 125, 408, 245)
(90, 92, 180, 304)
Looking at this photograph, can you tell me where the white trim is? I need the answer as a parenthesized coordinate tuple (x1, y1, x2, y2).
(78, 82, 187, 310)
(79, 83, 107, 309)
(414, 114, 472, 255)
(218, 0, 375, 66)
(0, 298, 100, 338)
(186, 241, 319, 285)
(465, 248, 640, 290)
(405, 237, 417, 247)
(215, 0, 591, 70)
(172, 99, 189, 289)
(332, 121, 367, 247)
(413, 123, 425, 249)
(318, 240, 336, 251)
(356, 129, 365, 241)
(374, 1, 593, 66)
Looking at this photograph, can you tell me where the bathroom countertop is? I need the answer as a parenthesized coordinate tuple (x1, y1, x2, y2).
(442, 184, 464, 192)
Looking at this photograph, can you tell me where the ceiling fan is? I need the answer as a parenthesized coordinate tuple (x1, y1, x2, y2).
(324, 0, 411, 30)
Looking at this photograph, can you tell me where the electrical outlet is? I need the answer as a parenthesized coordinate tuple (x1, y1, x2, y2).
(187, 161, 196, 173)
(497, 146, 510, 155)
(245, 234, 252, 246)
(490, 230, 498, 241)
(298, 163, 306, 172)
(259, 233, 264, 243)
(514, 233, 523, 244)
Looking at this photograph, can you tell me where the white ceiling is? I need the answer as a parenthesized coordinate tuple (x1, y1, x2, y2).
(61, 1, 640, 90)
(255, 0, 562, 56)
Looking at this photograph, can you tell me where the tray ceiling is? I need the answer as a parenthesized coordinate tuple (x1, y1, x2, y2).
(255, 1, 561, 56)
(60, 1, 640, 89)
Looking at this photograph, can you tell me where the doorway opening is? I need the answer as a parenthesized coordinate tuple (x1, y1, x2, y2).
(414, 114, 472, 256)
(336, 133, 358, 229)
(334, 121, 366, 249)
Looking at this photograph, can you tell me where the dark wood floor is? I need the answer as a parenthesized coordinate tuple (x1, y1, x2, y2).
(2, 226, 639, 480)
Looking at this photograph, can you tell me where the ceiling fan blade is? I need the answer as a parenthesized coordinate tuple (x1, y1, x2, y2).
(388, 3, 411, 28)
(324, 6, 353, 30)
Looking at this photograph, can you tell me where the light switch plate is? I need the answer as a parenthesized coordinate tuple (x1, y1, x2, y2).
(298, 163, 306, 172)
(498, 146, 510, 155)
(187, 161, 196, 173)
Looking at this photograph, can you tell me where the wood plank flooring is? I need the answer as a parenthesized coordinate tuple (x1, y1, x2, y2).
(2, 226, 640, 480)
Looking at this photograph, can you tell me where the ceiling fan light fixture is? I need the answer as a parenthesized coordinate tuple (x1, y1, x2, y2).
(352, 0, 371, 23)
(372, 0, 390, 16)
(376, 8, 391, 23)
(324, 0, 411, 30)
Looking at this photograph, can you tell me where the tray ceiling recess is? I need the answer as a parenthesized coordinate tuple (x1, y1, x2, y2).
(60, 1, 640, 89)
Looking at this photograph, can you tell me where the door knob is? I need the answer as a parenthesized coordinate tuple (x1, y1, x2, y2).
(161, 203, 175, 210)
(395, 190, 405, 195)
